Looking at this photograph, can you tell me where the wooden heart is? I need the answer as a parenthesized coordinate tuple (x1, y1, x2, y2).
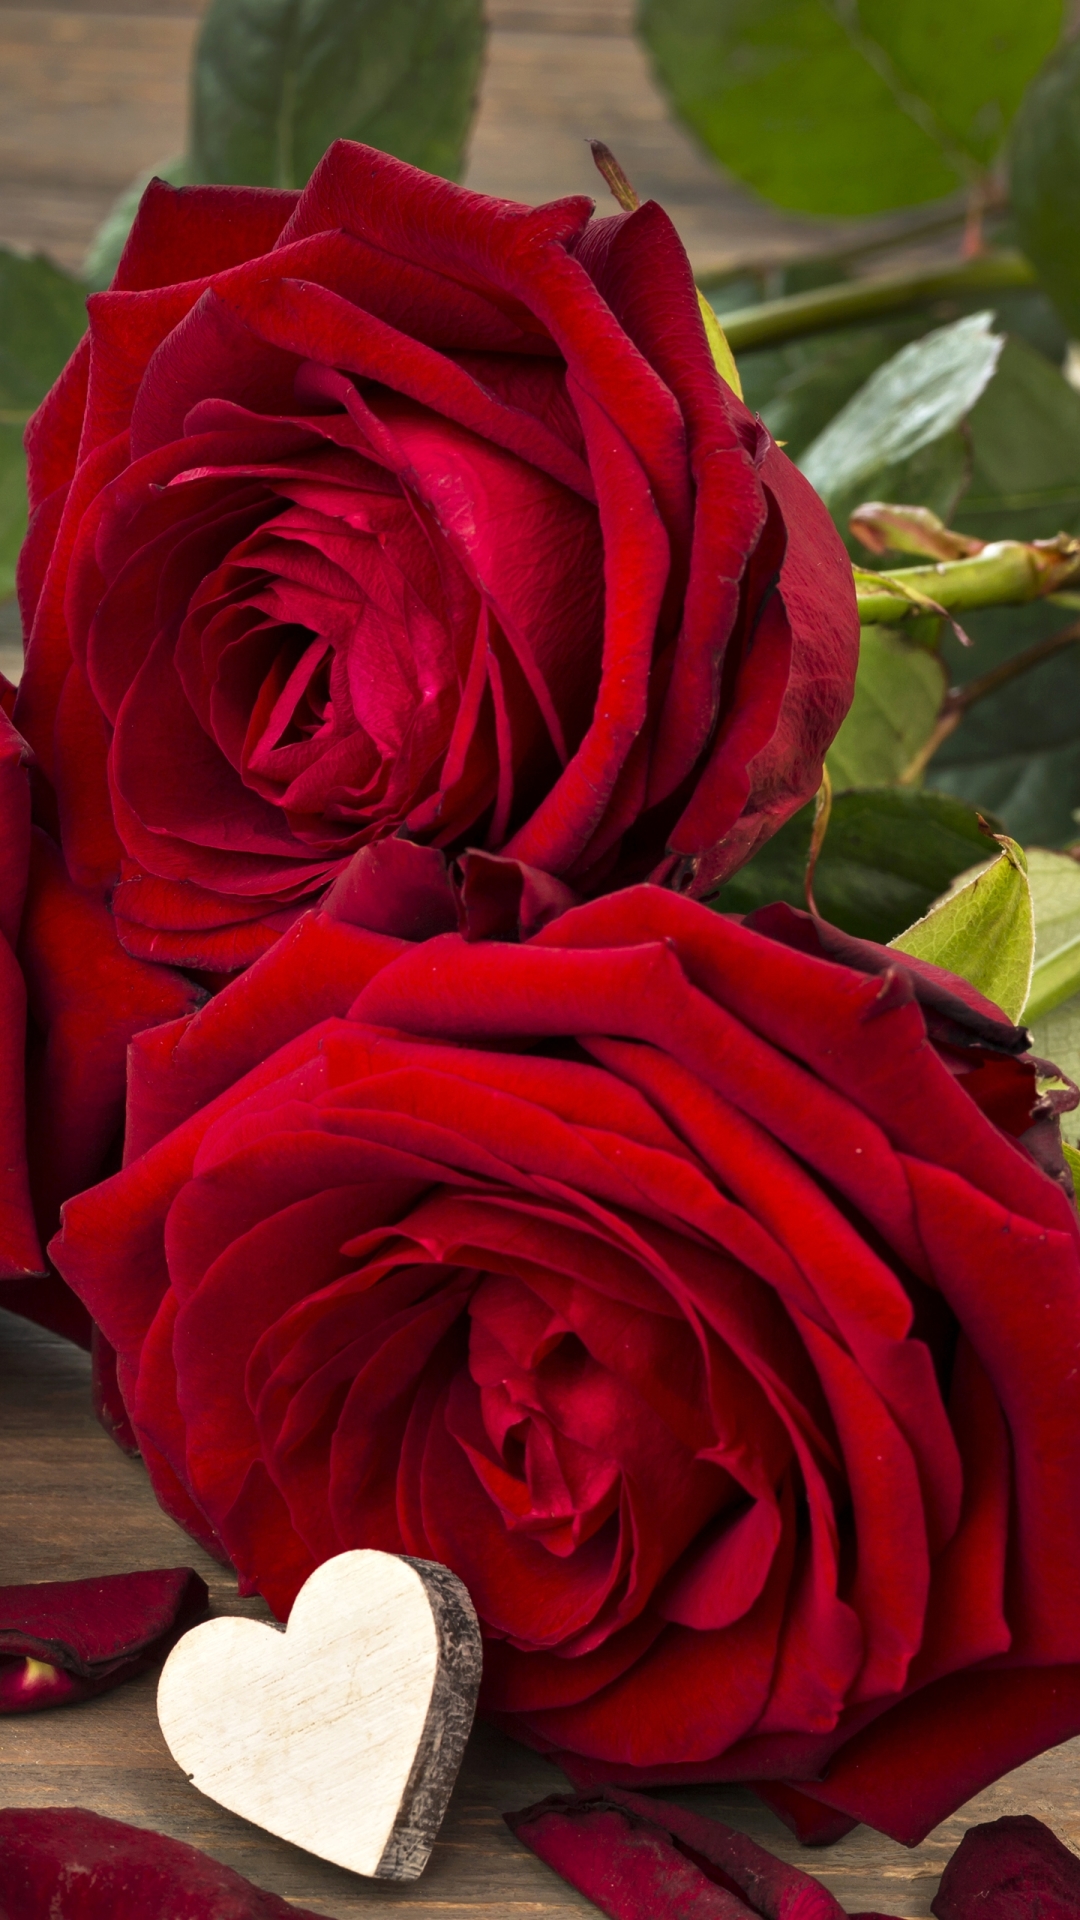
(157, 1551, 481, 1881)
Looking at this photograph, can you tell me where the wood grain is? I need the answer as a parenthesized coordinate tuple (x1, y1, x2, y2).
(157, 1552, 482, 1881)
(3, 1307, 1080, 1917)
(0, 3, 203, 268)
(0, 0, 928, 276)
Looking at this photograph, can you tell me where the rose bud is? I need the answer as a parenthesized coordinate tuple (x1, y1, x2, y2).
(931, 1814, 1080, 1920)
(0, 1568, 208, 1712)
(15, 142, 857, 966)
(507, 1788, 849, 1920)
(52, 887, 1080, 1844)
(0, 1807, 326, 1917)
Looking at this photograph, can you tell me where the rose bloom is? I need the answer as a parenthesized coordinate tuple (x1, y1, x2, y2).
(15, 142, 857, 969)
(54, 888, 1080, 1844)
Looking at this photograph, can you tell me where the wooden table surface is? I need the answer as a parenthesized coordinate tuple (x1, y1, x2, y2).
(0, 0, 933, 279)
(2, 1306, 1079, 1917)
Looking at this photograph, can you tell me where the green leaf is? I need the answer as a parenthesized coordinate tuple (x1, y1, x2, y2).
(1024, 849, 1080, 1139)
(190, 0, 485, 190)
(82, 156, 189, 293)
(0, 248, 87, 415)
(910, 341, 1080, 843)
(0, 424, 28, 603)
(825, 626, 946, 788)
(638, 0, 1063, 219)
(735, 314, 931, 463)
(1062, 1139, 1080, 1194)
(1027, 847, 1080, 956)
(1020, 848, 1080, 1022)
(0, 247, 87, 608)
(798, 311, 1003, 534)
(708, 787, 997, 944)
(731, 283, 1070, 467)
(955, 335, 1080, 543)
(1010, 34, 1080, 340)
(1029, 992, 1080, 1149)
(889, 833, 1034, 1020)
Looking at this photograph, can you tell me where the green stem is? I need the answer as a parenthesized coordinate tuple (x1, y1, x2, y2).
(898, 619, 1080, 786)
(1025, 927, 1080, 1024)
(832, 202, 984, 264)
(717, 250, 1035, 353)
(855, 541, 1080, 625)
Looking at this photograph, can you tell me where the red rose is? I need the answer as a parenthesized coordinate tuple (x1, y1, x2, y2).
(0, 676, 200, 1348)
(15, 143, 857, 968)
(0, 692, 43, 1291)
(53, 888, 1080, 1844)
(15, 821, 203, 1360)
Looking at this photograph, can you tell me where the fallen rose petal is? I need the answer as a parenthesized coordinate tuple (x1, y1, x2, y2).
(931, 1814, 1080, 1920)
(604, 1789, 846, 1920)
(0, 1569, 208, 1713)
(507, 1795, 758, 1918)
(0, 1807, 327, 1917)
(507, 1791, 847, 1920)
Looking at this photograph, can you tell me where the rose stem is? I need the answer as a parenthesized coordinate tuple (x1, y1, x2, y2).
(898, 619, 1080, 785)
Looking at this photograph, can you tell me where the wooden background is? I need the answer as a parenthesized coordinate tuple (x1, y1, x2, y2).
(3, 1307, 1080, 1919)
(0, 0, 955, 691)
(0, 0, 926, 279)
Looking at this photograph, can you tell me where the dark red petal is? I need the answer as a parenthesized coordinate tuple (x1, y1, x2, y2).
(601, 1787, 847, 1920)
(528, 889, 1074, 1239)
(53, 661, 124, 891)
(0, 1568, 207, 1714)
(20, 828, 203, 1241)
(501, 383, 670, 874)
(22, 335, 89, 513)
(0, 711, 41, 1280)
(0, 1807, 327, 1916)
(671, 450, 859, 886)
(456, 849, 579, 940)
(92, 1325, 139, 1455)
(776, 1666, 1080, 1847)
(0, 894, 45, 1276)
(0, 1567, 205, 1670)
(323, 837, 458, 939)
(113, 176, 298, 294)
(932, 1814, 1080, 1920)
(125, 910, 404, 1160)
(747, 1783, 857, 1847)
(903, 1158, 1080, 1661)
(15, 433, 129, 784)
(507, 1795, 752, 1920)
(221, 272, 596, 498)
(573, 202, 765, 808)
(744, 902, 1022, 1048)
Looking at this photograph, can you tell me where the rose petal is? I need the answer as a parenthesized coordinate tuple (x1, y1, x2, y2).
(0, 1806, 326, 1916)
(932, 1814, 1080, 1920)
(0, 1569, 207, 1714)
